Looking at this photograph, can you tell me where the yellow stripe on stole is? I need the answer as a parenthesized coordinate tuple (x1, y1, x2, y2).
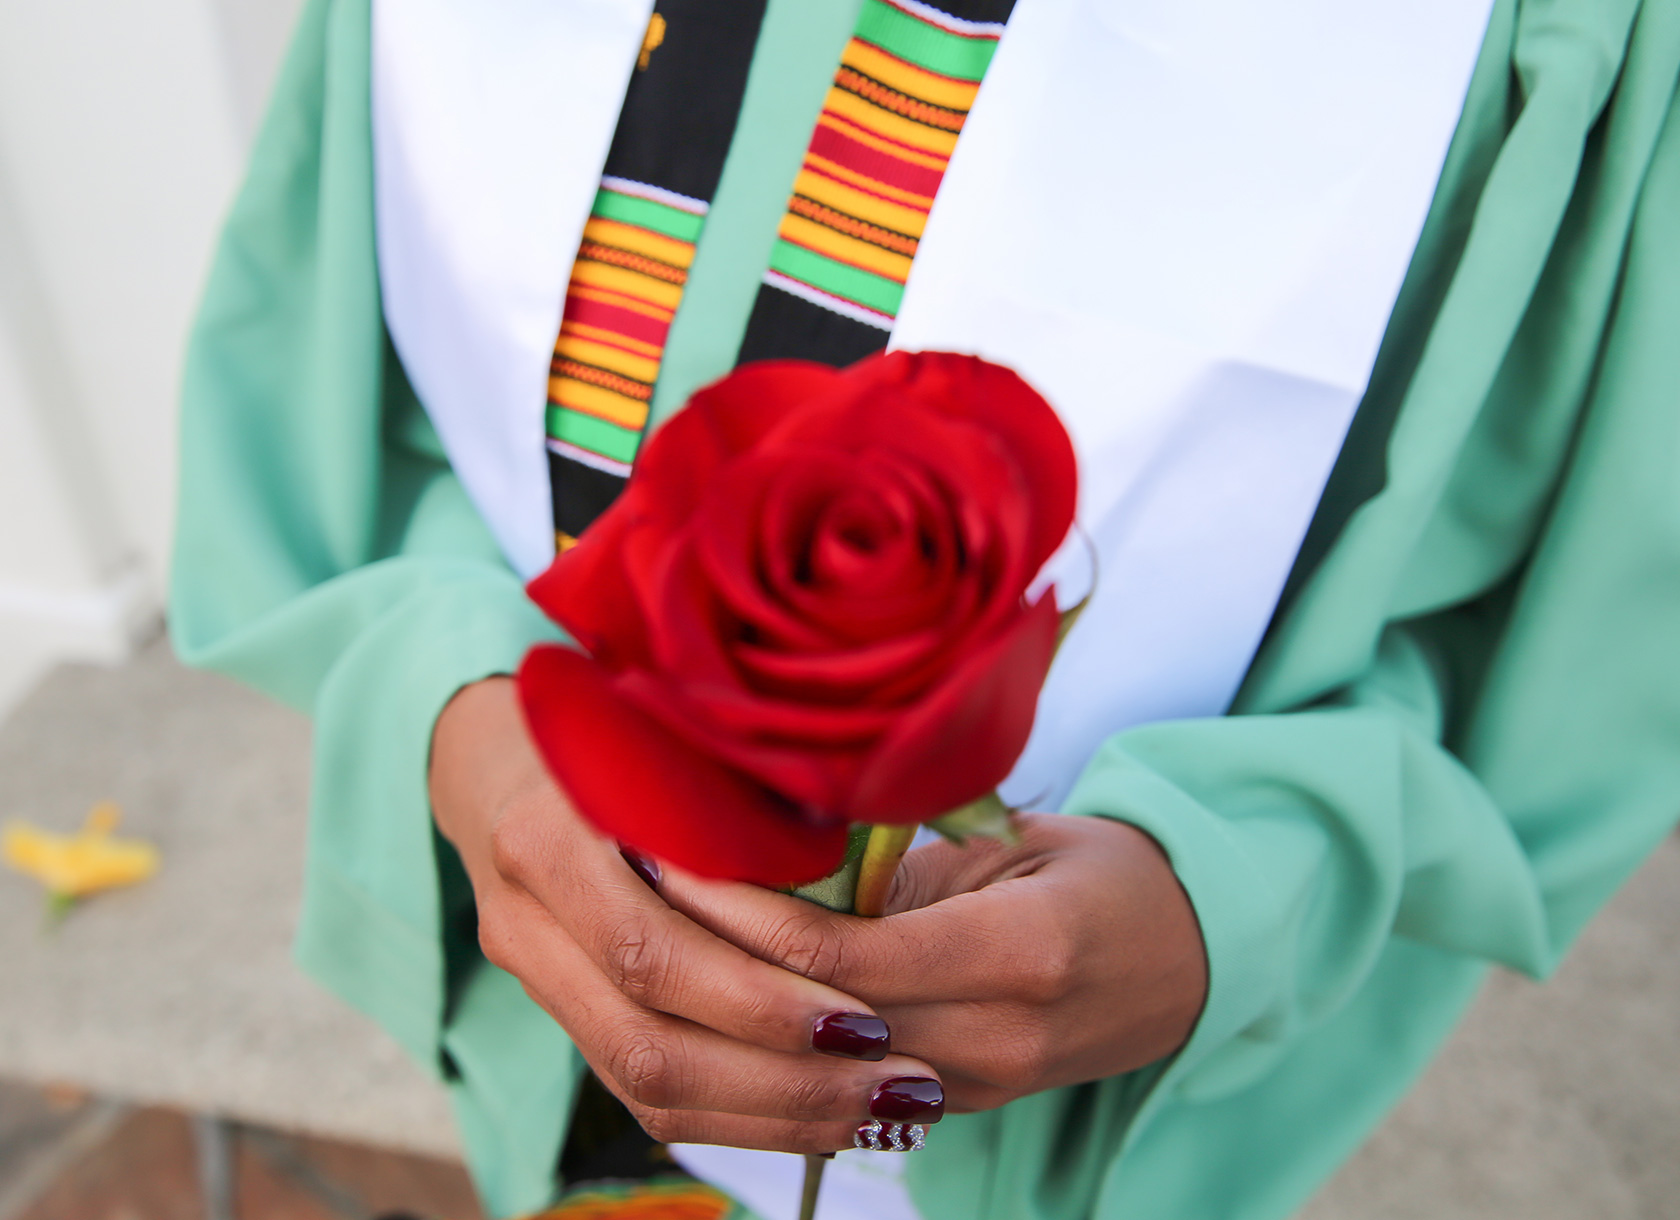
(794, 168, 928, 238)
(554, 334, 662, 383)
(581, 217, 697, 269)
(823, 87, 961, 158)
(569, 260, 685, 311)
(778, 212, 916, 282)
(549, 377, 651, 429)
(840, 40, 981, 112)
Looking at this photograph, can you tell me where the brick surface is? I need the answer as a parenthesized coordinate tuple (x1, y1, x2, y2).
(0, 1080, 92, 1197)
(9, 1107, 201, 1220)
(233, 1136, 345, 1220)
(0, 1086, 486, 1220)
(261, 1130, 484, 1220)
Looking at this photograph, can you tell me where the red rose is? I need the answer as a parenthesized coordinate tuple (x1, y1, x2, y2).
(518, 351, 1077, 885)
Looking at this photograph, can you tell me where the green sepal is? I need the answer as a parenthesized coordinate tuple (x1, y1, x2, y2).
(43, 891, 75, 933)
(928, 791, 1018, 845)
(1055, 593, 1091, 655)
(788, 823, 874, 913)
(1053, 527, 1097, 656)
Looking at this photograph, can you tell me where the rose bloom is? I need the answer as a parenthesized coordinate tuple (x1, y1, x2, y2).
(519, 351, 1077, 885)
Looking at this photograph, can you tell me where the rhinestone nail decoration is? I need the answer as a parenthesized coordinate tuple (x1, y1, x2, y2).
(854, 1119, 927, 1151)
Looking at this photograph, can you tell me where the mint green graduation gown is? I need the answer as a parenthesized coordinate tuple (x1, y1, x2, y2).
(171, 0, 1680, 1215)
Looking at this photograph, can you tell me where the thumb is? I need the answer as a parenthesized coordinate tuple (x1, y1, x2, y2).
(884, 831, 1025, 915)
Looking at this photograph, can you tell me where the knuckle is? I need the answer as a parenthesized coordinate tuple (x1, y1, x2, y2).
(601, 916, 676, 1005)
(761, 911, 847, 986)
(992, 1026, 1053, 1095)
(791, 1124, 850, 1156)
(635, 1105, 689, 1146)
(1013, 956, 1066, 1006)
(953, 1082, 1014, 1113)
(474, 899, 518, 972)
(606, 1030, 682, 1111)
(781, 1072, 847, 1123)
(731, 985, 795, 1045)
(1010, 924, 1076, 1005)
(487, 812, 541, 887)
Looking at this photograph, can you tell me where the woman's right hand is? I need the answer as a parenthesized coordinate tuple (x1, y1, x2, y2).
(427, 676, 947, 1153)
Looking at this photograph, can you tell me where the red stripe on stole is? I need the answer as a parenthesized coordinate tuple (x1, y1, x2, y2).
(801, 160, 933, 215)
(807, 123, 946, 201)
(560, 293, 672, 350)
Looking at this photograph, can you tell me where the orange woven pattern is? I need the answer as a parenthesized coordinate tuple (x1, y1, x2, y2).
(527, 1178, 738, 1220)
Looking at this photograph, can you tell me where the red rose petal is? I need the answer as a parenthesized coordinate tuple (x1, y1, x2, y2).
(846, 593, 1061, 824)
(730, 628, 947, 698)
(517, 645, 848, 886)
(694, 448, 849, 651)
(525, 506, 655, 669)
(758, 432, 1002, 642)
(639, 530, 741, 682)
(521, 351, 1080, 885)
(847, 352, 1078, 572)
(617, 671, 866, 814)
(632, 361, 841, 517)
(622, 668, 895, 747)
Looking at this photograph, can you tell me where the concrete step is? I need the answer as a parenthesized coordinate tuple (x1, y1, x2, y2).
(0, 639, 458, 1160)
(0, 639, 1675, 1219)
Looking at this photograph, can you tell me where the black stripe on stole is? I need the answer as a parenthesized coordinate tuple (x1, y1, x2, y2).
(550, 0, 770, 541)
(736, 288, 889, 369)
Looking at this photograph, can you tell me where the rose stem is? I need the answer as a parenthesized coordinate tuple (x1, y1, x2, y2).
(799, 1154, 828, 1220)
(798, 824, 917, 1217)
(853, 823, 918, 919)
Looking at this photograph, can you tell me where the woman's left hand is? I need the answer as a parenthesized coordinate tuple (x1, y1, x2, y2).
(658, 814, 1208, 1115)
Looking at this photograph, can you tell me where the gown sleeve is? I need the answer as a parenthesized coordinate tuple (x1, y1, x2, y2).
(172, 0, 1680, 1218)
(168, 2, 581, 1213)
(900, 3, 1680, 1217)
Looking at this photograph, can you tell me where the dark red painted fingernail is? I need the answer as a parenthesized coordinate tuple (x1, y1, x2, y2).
(620, 846, 661, 890)
(812, 1011, 890, 1061)
(869, 1076, 943, 1124)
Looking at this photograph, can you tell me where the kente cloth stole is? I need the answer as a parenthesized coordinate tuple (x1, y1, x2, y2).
(546, 0, 768, 541)
(548, 0, 1018, 545)
(525, 1176, 743, 1219)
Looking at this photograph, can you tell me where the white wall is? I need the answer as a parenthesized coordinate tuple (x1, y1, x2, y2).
(0, 0, 303, 715)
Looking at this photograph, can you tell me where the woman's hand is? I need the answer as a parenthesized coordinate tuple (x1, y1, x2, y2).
(429, 677, 947, 1152)
(659, 814, 1208, 1114)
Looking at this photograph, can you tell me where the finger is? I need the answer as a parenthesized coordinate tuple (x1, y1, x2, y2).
(623, 1106, 887, 1156)
(660, 816, 1163, 1008)
(869, 1000, 1055, 1103)
(482, 886, 947, 1127)
(875, 987, 1194, 1108)
(489, 792, 891, 1058)
(659, 860, 1067, 1006)
(884, 830, 1046, 914)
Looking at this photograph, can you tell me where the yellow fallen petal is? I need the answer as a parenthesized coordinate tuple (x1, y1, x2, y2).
(2, 823, 56, 872)
(2, 806, 159, 898)
(84, 800, 121, 837)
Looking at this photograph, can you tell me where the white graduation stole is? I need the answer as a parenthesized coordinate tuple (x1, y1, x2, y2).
(374, 0, 1492, 802)
(372, 3, 1493, 1211)
(374, 0, 1491, 807)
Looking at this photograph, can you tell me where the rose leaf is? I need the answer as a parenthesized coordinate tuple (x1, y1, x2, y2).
(928, 790, 1019, 846)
